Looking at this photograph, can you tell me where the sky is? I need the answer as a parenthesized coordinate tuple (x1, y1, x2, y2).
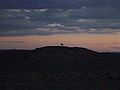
(0, 0, 120, 52)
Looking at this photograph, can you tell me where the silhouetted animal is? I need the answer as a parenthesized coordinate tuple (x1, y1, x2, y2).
(61, 43, 64, 46)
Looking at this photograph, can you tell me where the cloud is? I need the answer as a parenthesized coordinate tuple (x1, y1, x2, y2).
(0, 0, 120, 9)
(23, 9, 31, 13)
(6, 9, 21, 12)
(0, 9, 120, 36)
(87, 28, 120, 34)
(0, 41, 26, 43)
(25, 16, 30, 20)
(111, 47, 120, 49)
(76, 19, 96, 23)
(36, 9, 48, 12)
(47, 23, 64, 28)
(66, 8, 120, 19)
(36, 27, 73, 33)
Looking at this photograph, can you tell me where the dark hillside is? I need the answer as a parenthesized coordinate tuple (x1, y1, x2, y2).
(0, 46, 120, 89)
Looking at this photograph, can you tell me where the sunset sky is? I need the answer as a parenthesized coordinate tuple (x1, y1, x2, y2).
(0, 0, 120, 52)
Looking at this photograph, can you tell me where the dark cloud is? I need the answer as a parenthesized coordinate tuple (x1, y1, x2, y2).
(0, 9, 120, 36)
(111, 47, 120, 49)
(0, 0, 120, 9)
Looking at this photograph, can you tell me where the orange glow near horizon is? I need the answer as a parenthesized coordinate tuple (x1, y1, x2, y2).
(0, 33, 120, 52)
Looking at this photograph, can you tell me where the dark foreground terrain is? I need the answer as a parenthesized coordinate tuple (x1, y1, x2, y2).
(0, 46, 120, 89)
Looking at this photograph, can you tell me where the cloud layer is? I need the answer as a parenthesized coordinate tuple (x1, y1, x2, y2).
(0, 9, 120, 36)
(0, 0, 120, 8)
